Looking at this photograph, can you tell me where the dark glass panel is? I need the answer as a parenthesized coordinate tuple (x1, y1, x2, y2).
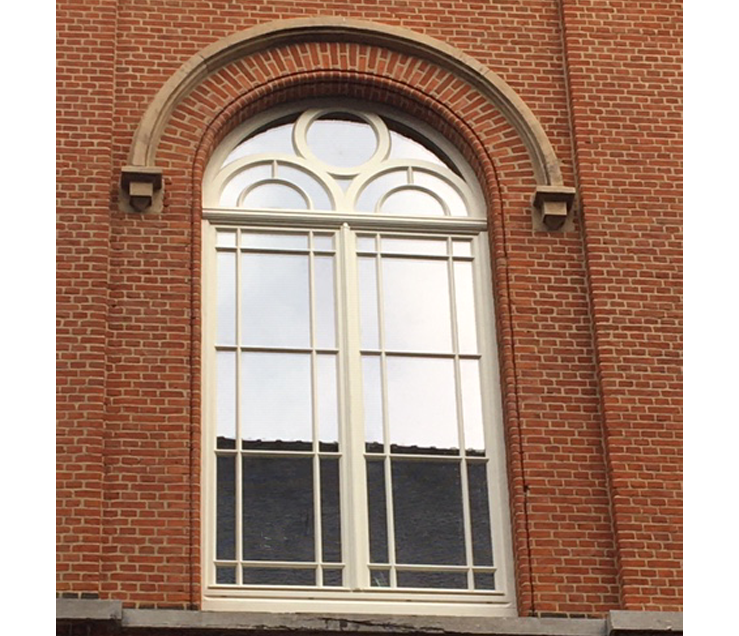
(366, 459, 389, 564)
(474, 571, 496, 590)
(242, 457, 314, 562)
(323, 569, 343, 587)
(396, 570, 467, 589)
(216, 456, 236, 560)
(242, 567, 316, 586)
(468, 462, 494, 566)
(320, 458, 342, 563)
(215, 566, 236, 584)
(392, 460, 465, 566)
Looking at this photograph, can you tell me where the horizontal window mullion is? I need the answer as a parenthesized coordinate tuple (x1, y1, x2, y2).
(360, 349, 481, 359)
(215, 345, 339, 354)
(203, 208, 488, 234)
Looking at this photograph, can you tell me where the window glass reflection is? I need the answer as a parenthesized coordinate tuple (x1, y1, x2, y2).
(382, 258, 453, 353)
(241, 182, 309, 210)
(386, 356, 458, 453)
(242, 456, 315, 562)
(241, 253, 310, 348)
(224, 123, 296, 166)
(307, 116, 378, 168)
(380, 188, 445, 217)
(241, 352, 312, 450)
(392, 460, 465, 565)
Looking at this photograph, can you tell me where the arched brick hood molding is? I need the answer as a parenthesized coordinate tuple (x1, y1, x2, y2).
(120, 17, 575, 228)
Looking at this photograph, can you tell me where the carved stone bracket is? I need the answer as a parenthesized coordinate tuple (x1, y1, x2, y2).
(120, 166, 164, 214)
(533, 185, 577, 231)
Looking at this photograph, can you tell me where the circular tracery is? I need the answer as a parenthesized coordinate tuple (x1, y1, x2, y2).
(206, 105, 482, 219)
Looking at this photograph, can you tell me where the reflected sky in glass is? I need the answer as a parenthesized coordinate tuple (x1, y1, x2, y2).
(241, 252, 310, 348)
(386, 356, 458, 451)
(382, 258, 453, 352)
(241, 352, 312, 444)
(307, 118, 378, 168)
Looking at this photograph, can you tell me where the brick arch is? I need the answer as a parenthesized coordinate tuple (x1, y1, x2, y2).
(125, 18, 565, 187)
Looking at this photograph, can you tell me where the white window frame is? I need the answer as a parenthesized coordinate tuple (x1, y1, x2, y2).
(201, 101, 517, 616)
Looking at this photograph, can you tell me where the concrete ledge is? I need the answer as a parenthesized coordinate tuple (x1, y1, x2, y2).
(607, 611, 682, 634)
(56, 598, 123, 622)
(56, 604, 683, 636)
(123, 610, 605, 635)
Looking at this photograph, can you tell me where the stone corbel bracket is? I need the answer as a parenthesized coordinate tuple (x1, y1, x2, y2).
(533, 185, 577, 232)
(120, 166, 164, 214)
(119, 18, 577, 229)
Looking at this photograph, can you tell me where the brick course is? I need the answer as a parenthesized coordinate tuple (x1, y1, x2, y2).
(57, 0, 682, 618)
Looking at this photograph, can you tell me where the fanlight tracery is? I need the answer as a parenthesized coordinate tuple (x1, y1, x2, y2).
(205, 108, 481, 218)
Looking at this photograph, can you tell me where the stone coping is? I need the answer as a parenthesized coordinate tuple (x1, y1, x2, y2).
(57, 600, 682, 635)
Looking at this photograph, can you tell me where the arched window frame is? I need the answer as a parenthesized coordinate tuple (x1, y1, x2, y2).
(201, 100, 516, 616)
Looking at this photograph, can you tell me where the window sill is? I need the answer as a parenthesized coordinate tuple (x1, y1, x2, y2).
(57, 600, 683, 636)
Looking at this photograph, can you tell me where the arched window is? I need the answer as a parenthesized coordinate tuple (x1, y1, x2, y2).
(202, 102, 515, 615)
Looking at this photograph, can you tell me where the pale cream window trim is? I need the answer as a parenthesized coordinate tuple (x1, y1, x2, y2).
(201, 102, 516, 616)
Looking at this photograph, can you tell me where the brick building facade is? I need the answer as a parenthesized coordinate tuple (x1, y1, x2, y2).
(57, 2, 682, 635)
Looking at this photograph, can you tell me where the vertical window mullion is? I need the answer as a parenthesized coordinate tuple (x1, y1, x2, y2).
(447, 238, 476, 589)
(374, 239, 398, 587)
(234, 228, 244, 586)
(309, 237, 323, 585)
(338, 223, 370, 590)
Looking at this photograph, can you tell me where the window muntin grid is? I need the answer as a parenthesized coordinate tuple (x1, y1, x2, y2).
(203, 104, 514, 614)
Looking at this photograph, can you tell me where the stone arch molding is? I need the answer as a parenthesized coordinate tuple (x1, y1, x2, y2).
(119, 17, 575, 230)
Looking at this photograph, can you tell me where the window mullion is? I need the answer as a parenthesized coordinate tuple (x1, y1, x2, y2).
(338, 223, 370, 590)
(234, 228, 244, 586)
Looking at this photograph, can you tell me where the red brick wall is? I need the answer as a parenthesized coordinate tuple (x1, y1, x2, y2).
(56, 0, 682, 617)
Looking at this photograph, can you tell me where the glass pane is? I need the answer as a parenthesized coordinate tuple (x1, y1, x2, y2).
(241, 182, 309, 210)
(392, 459, 465, 565)
(356, 236, 376, 252)
(242, 567, 316, 586)
(220, 163, 271, 206)
(216, 252, 236, 345)
(241, 252, 310, 348)
(323, 569, 343, 587)
(313, 234, 334, 251)
(381, 237, 447, 256)
(396, 570, 467, 589)
(386, 357, 458, 454)
(317, 355, 339, 452)
(321, 458, 342, 563)
(388, 131, 445, 165)
(468, 463, 494, 566)
(366, 459, 389, 564)
(216, 351, 236, 448)
(307, 116, 378, 168)
(216, 456, 236, 560)
(412, 171, 468, 216)
(216, 230, 237, 247)
(241, 352, 312, 450)
(277, 164, 332, 210)
(461, 360, 485, 455)
(241, 232, 308, 250)
(474, 571, 496, 590)
(362, 356, 383, 452)
(242, 457, 314, 561)
(356, 171, 407, 212)
(314, 256, 336, 349)
(370, 569, 391, 587)
(215, 565, 237, 584)
(380, 188, 445, 217)
(382, 258, 453, 352)
(224, 123, 296, 165)
(454, 261, 478, 354)
(358, 257, 380, 349)
(452, 240, 472, 257)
